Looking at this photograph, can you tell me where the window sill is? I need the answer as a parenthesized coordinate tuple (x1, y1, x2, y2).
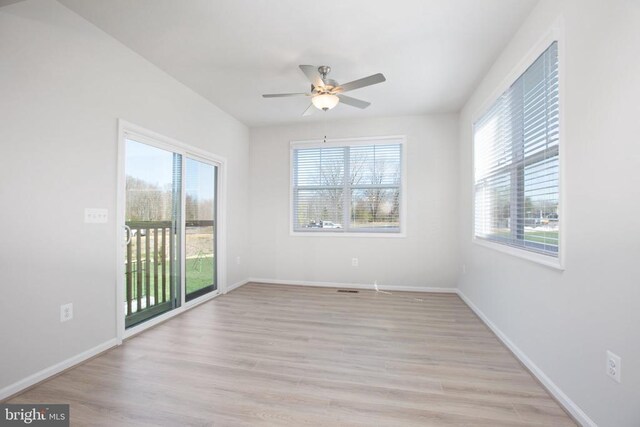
(473, 237, 564, 271)
(291, 231, 406, 238)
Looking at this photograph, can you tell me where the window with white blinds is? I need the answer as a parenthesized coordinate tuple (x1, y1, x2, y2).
(292, 138, 403, 233)
(474, 41, 560, 257)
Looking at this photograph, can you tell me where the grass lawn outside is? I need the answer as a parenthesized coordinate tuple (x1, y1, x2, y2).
(186, 255, 216, 295)
(523, 230, 559, 245)
(126, 254, 216, 310)
(486, 228, 559, 247)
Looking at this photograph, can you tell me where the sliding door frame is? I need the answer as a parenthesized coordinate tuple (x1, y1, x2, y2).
(116, 119, 227, 344)
(184, 153, 219, 302)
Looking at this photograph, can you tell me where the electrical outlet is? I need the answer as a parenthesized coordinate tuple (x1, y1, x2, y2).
(60, 303, 73, 322)
(84, 208, 108, 223)
(462, 264, 467, 274)
(236, 256, 241, 265)
(606, 351, 621, 383)
(351, 258, 359, 267)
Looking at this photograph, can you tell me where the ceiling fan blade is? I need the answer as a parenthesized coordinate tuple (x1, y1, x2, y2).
(302, 104, 315, 116)
(335, 73, 386, 93)
(299, 65, 325, 88)
(262, 93, 309, 98)
(337, 94, 370, 109)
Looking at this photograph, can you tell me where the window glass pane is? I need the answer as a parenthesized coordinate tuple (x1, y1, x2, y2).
(350, 144, 401, 185)
(523, 157, 559, 253)
(294, 147, 345, 186)
(294, 189, 343, 229)
(351, 188, 400, 230)
(475, 172, 511, 242)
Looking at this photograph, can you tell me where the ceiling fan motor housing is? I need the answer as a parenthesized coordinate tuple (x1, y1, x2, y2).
(318, 65, 331, 78)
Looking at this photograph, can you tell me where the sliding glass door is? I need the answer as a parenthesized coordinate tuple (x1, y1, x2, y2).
(185, 158, 217, 301)
(124, 139, 181, 328)
(122, 136, 219, 329)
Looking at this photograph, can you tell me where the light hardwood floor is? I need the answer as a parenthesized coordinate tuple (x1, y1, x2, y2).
(9, 283, 576, 426)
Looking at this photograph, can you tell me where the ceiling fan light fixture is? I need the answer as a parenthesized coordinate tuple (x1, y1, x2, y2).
(312, 93, 339, 111)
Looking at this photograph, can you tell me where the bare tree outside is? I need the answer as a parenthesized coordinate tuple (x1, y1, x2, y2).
(350, 145, 401, 229)
(125, 176, 172, 221)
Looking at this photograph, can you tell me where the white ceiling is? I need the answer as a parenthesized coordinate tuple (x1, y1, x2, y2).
(58, 0, 537, 127)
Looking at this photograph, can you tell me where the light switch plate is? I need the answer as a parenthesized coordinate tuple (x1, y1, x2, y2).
(84, 208, 108, 223)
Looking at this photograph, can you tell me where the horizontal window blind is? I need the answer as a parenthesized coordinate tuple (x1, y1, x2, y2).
(474, 41, 559, 257)
(292, 141, 402, 233)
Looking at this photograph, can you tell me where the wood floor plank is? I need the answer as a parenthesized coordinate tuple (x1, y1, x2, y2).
(7, 283, 576, 426)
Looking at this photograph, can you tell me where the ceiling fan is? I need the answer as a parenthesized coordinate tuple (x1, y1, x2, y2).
(262, 65, 386, 116)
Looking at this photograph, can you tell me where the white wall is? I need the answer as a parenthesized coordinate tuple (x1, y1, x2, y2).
(0, 0, 250, 394)
(458, 1, 640, 426)
(249, 114, 459, 290)
(4, 1, 637, 424)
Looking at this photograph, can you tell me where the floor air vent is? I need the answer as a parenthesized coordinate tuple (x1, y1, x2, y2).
(337, 289, 359, 293)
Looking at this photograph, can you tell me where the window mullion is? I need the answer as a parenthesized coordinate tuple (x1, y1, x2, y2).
(292, 151, 298, 229)
(343, 146, 351, 231)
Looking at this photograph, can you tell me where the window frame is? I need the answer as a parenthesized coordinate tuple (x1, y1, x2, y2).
(290, 135, 407, 238)
(470, 22, 565, 270)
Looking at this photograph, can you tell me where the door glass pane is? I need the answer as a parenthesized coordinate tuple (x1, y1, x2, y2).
(185, 158, 217, 300)
(124, 139, 181, 328)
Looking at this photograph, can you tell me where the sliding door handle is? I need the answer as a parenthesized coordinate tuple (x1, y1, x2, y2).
(124, 225, 132, 245)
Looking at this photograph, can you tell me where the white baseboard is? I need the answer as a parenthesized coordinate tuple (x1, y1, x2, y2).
(456, 289, 596, 427)
(0, 338, 117, 402)
(248, 277, 457, 294)
(225, 278, 250, 294)
(2, 281, 251, 400)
